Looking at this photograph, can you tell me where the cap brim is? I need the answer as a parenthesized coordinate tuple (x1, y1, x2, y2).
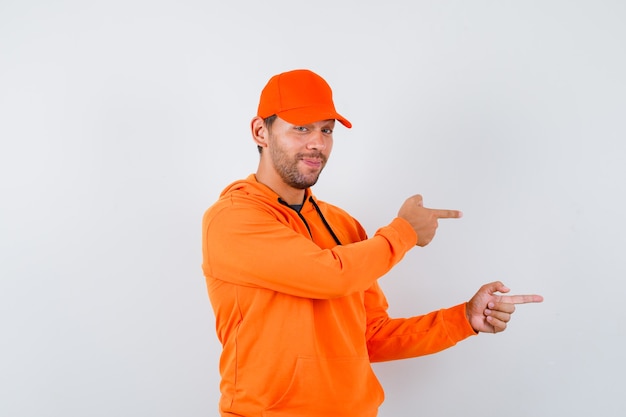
(278, 107, 352, 129)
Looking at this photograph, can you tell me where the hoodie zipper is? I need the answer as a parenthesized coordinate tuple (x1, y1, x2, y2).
(278, 197, 342, 246)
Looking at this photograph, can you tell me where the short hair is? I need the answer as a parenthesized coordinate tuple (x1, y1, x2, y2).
(258, 114, 277, 154)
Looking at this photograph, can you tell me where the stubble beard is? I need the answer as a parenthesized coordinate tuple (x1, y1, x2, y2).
(269, 142, 327, 190)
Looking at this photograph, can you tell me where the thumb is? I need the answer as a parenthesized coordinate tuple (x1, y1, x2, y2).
(486, 281, 510, 295)
(410, 194, 424, 207)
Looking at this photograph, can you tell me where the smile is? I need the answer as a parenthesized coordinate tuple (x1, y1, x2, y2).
(301, 158, 323, 168)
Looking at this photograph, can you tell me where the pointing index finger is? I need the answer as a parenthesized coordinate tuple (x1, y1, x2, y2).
(430, 209, 463, 219)
(498, 294, 544, 305)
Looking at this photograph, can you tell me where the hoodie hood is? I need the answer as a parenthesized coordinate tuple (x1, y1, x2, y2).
(220, 174, 288, 199)
(218, 174, 341, 245)
(220, 173, 314, 210)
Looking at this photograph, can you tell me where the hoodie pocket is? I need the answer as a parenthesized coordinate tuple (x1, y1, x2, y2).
(263, 356, 383, 417)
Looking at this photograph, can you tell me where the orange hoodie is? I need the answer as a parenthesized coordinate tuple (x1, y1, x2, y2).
(202, 174, 476, 417)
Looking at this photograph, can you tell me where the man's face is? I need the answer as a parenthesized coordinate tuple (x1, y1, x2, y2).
(267, 117, 335, 190)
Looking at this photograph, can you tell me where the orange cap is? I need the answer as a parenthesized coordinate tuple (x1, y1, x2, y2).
(257, 69, 352, 128)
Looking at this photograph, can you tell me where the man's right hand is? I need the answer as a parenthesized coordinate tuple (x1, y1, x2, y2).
(397, 194, 462, 246)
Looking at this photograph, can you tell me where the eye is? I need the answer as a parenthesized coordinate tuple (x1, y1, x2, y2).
(294, 126, 308, 132)
(322, 128, 333, 134)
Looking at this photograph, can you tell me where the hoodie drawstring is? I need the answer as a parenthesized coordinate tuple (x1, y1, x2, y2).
(278, 197, 342, 246)
(308, 196, 342, 246)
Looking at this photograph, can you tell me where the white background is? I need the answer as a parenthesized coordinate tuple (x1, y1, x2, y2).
(1, 1, 625, 416)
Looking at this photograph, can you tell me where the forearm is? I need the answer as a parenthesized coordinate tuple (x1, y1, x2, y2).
(367, 303, 477, 362)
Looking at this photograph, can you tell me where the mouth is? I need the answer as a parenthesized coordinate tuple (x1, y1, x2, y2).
(301, 158, 323, 169)
(299, 153, 326, 169)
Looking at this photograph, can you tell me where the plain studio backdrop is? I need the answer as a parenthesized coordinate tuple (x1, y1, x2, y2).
(1, 1, 625, 416)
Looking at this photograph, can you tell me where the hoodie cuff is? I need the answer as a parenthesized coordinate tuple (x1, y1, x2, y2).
(442, 303, 478, 342)
(389, 217, 418, 248)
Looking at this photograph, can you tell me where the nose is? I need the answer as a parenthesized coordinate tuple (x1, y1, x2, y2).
(306, 130, 326, 150)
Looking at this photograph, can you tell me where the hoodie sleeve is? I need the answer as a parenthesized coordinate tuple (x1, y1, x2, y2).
(364, 281, 477, 361)
(202, 199, 417, 300)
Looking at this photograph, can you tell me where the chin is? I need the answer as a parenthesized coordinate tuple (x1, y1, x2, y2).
(289, 176, 320, 189)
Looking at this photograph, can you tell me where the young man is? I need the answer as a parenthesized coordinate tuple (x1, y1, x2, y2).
(201, 69, 543, 417)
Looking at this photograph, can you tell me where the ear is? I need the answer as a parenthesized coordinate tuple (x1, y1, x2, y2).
(251, 116, 268, 149)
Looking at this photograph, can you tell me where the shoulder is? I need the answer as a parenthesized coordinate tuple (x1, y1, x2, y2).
(204, 191, 271, 221)
(203, 189, 293, 235)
